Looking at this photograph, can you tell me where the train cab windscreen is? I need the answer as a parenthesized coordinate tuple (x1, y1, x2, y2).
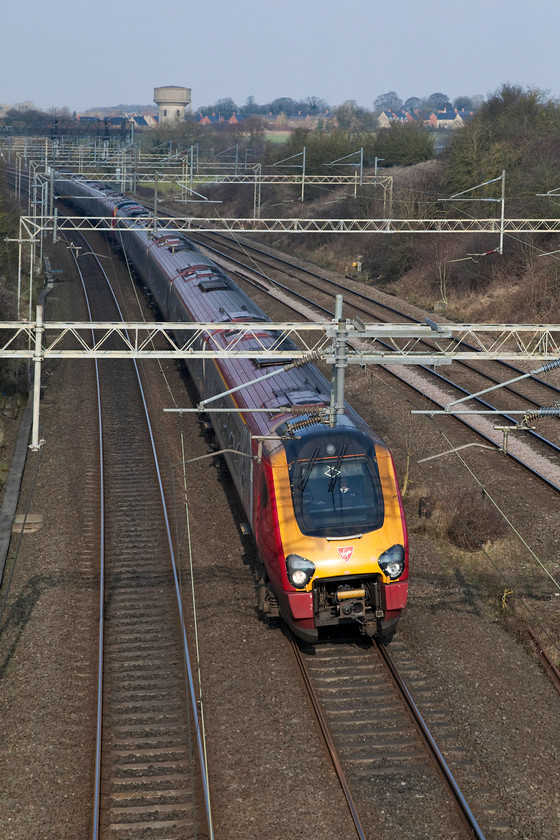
(286, 431, 385, 537)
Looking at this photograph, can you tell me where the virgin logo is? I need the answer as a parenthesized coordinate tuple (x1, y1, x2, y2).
(337, 546, 354, 563)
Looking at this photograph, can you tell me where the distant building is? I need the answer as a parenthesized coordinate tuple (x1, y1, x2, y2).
(426, 108, 474, 129)
(377, 109, 418, 128)
(130, 114, 158, 128)
(377, 107, 475, 130)
(196, 110, 332, 130)
(197, 112, 246, 125)
(153, 86, 191, 124)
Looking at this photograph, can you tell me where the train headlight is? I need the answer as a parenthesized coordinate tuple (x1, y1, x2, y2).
(286, 554, 316, 589)
(378, 545, 405, 580)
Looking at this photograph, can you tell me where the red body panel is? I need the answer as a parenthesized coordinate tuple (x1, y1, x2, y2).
(281, 590, 314, 620)
(383, 581, 409, 611)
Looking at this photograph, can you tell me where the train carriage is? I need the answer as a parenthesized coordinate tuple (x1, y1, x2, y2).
(55, 174, 409, 643)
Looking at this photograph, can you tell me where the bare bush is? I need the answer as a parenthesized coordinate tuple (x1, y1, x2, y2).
(446, 491, 507, 551)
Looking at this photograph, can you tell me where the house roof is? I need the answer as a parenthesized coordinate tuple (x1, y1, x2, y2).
(197, 112, 247, 124)
(433, 110, 457, 121)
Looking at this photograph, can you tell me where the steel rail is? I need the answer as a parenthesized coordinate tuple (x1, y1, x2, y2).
(215, 248, 560, 491)
(68, 243, 106, 840)
(287, 631, 367, 840)
(424, 366, 560, 455)
(374, 639, 487, 839)
(194, 230, 560, 371)
(194, 234, 560, 477)
(7, 165, 105, 832)
(288, 624, 486, 839)
(195, 231, 560, 399)
(66, 228, 215, 840)
(387, 363, 560, 492)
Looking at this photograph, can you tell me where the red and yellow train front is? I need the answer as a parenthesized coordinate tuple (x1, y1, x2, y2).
(257, 423, 408, 644)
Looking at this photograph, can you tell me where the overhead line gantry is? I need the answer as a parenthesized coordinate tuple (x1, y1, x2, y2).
(2, 309, 559, 449)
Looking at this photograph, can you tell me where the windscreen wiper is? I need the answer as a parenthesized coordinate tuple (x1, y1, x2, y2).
(299, 446, 320, 492)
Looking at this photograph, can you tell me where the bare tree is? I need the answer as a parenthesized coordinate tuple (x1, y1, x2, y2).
(374, 91, 403, 113)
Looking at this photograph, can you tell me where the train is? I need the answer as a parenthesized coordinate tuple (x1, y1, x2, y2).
(54, 174, 409, 644)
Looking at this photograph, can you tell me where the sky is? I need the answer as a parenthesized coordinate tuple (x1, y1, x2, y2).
(2, 0, 560, 114)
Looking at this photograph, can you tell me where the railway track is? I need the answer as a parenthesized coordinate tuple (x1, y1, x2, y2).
(66, 229, 212, 840)
(56, 204, 489, 840)
(60, 208, 490, 839)
(3, 167, 558, 840)
(287, 631, 506, 840)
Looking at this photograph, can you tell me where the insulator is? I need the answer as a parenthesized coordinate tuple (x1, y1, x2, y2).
(290, 404, 323, 416)
(289, 413, 327, 431)
(286, 351, 324, 370)
(520, 412, 539, 426)
(541, 358, 560, 372)
(521, 402, 560, 426)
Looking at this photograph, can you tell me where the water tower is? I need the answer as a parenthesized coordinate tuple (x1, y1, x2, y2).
(153, 86, 191, 124)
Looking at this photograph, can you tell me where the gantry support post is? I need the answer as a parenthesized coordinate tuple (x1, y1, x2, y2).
(499, 169, 506, 254)
(30, 305, 44, 450)
(253, 164, 262, 219)
(329, 295, 348, 426)
(17, 221, 23, 320)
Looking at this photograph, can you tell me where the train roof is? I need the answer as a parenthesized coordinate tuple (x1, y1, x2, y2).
(55, 175, 386, 448)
